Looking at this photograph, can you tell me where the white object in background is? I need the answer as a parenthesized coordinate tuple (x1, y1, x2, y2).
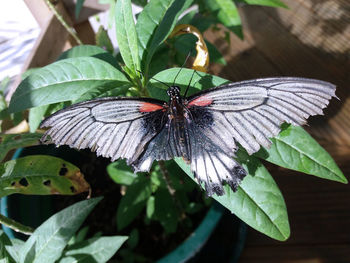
(0, 0, 40, 81)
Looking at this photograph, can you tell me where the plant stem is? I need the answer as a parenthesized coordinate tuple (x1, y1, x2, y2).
(158, 161, 186, 219)
(158, 161, 175, 196)
(0, 213, 34, 235)
(45, 0, 83, 45)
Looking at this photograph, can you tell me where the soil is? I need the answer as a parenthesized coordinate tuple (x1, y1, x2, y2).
(46, 146, 208, 262)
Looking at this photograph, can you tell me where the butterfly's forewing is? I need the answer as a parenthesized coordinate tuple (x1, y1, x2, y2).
(40, 97, 168, 165)
(186, 77, 336, 195)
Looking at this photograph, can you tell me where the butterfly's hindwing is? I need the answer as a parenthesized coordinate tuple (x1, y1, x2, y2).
(185, 106, 246, 196)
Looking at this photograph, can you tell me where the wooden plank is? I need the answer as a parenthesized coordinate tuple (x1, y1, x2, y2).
(239, 244, 350, 263)
(23, 0, 52, 28)
(63, 0, 110, 24)
(237, 5, 350, 144)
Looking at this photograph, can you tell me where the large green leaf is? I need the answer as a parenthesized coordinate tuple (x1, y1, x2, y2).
(236, 0, 288, 8)
(58, 236, 128, 263)
(20, 197, 102, 263)
(116, 176, 152, 230)
(115, 0, 140, 74)
(136, 0, 193, 72)
(57, 45, 120, 70)
(0, 133, 41, 162)
(148, 68, 229, 100)
(0, 155, 90, 197)
(256, 125, 347, 183)
(9, 57, 129, 113)
(5, 238, 24, 263)
(205, 0, 243, 38)
(136, 0, 174, 69)
(175, 156, 290, 241)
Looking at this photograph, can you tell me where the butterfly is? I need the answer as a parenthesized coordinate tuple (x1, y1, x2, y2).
(40, 77, 336, 196)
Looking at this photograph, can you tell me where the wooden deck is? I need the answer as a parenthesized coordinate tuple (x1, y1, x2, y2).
(207, 0, 350, 262)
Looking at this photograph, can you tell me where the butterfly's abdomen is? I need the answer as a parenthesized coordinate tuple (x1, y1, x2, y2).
(168, 99, 191, 161)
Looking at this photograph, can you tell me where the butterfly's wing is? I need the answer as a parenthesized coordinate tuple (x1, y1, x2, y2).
(185, 105, 247, 196)
(40, 97, 169, 166)
(186, 77, 336, 195)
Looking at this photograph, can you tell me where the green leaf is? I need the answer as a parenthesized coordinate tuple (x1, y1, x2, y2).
(5, 238, 24, 263)
(9, 57, 129, 113)
(28, 105, 49, 133)
(136, 0, 193, 72)
(205, 0, 243, 38)
(148, 45, 170, 77)
(0, 231, 13, 262)
(154, 189, 178, 233)
(68, 226, 89, 246)
(148, 68, 229, 100)
(57, 45, 120, 70)
(96, 26, 115, 55)
(73, 83, 132, 103)
(132, 0, 148, 7)
(58, 236, 128, 263)
(117, 176, 152, 230)
(146, 195, 155, 219)
(107, 160, 138, 185)
(236, 0, 288, 8)
(175, 156, 290, 241)
(20, 197, 103, 263)
(0, 155, 90, 197)
(174, 34, 226, 65)
(256, 125, 347, 184)
(0, 133, 41, 162)
(127, 229, 139, 249)
(115, 0, 140, 75)
(75, 0, 85, 19)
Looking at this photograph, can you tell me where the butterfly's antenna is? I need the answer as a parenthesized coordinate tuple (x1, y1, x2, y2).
(137, 69, 171, 89)
(173, 51, 192, 87)
(184, 69, 196, 97)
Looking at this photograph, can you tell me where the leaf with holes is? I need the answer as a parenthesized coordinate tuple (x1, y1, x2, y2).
(0, 133, 42, 162)
(0, 155, 90, 198)
(8, 57, 129, 113)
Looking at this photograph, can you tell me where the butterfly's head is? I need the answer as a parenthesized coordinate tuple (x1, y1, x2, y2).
(167, 86, 181, 99)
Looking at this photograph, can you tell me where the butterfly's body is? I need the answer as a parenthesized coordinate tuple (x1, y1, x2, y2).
(40, 77, 336, 196)
(166, 86, 192, 162)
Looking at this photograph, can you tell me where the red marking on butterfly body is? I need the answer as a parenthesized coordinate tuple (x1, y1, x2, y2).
(188, 95, 213, 107)
(139, 102, 164, 112)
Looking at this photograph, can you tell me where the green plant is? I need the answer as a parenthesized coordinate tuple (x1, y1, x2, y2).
(0, 197, 127, 263)
(0, 1, 346, 262)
